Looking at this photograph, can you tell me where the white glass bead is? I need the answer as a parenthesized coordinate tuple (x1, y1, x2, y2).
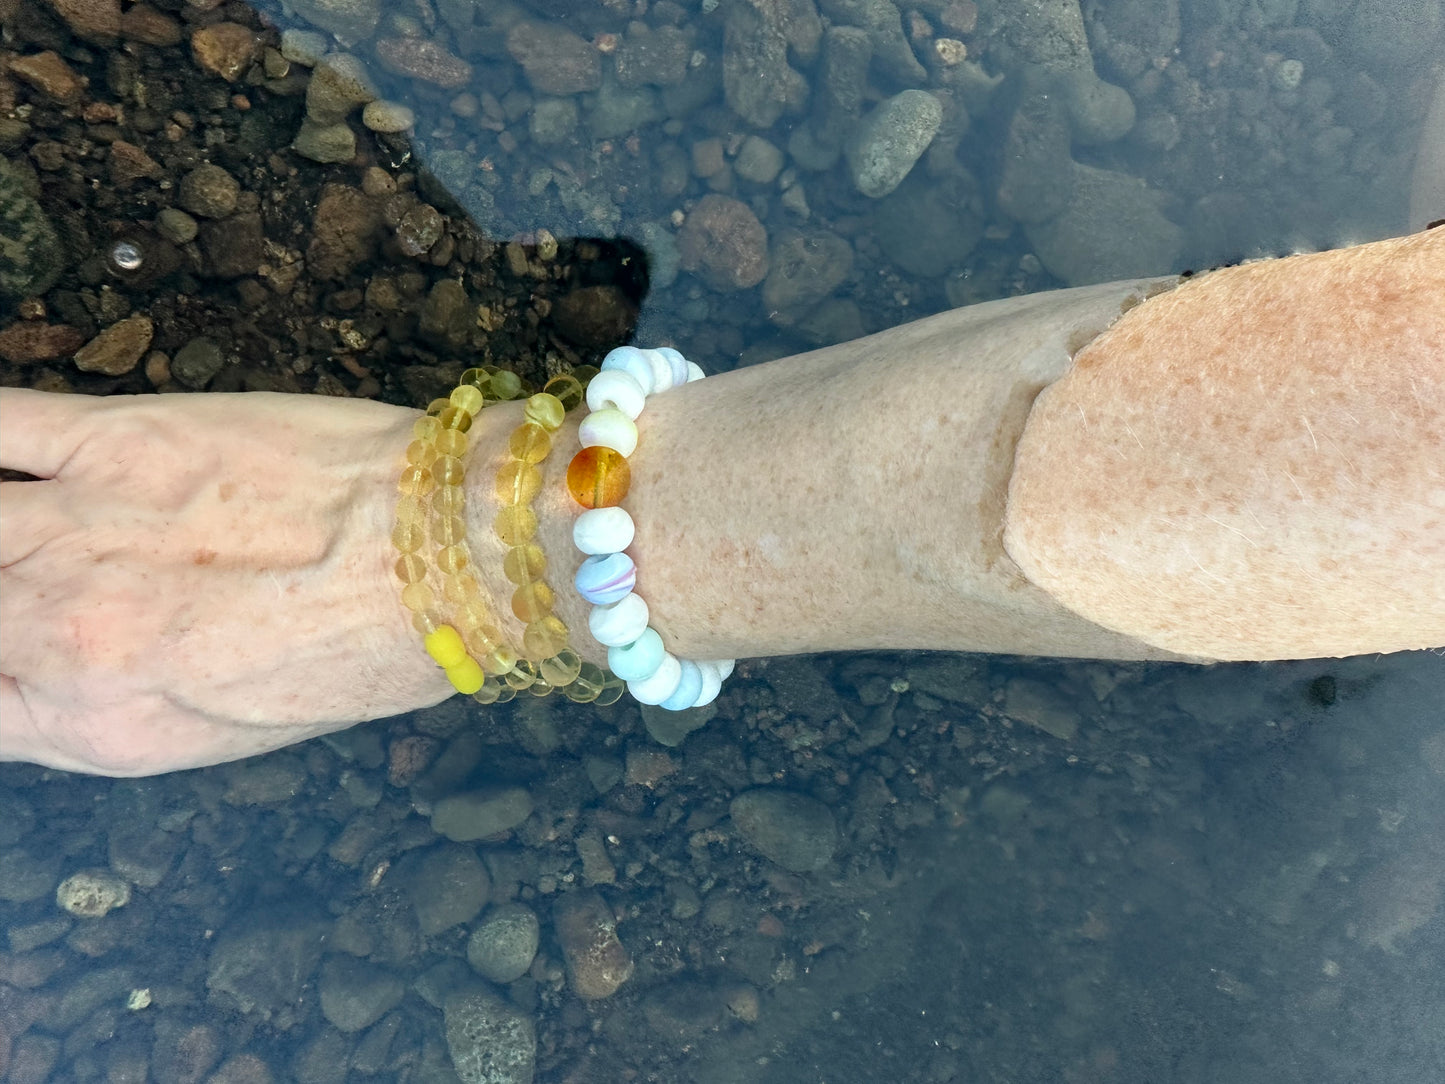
(628, 653, 683, 705)
(588, 592, 650, 646)
(600, 346, 655, 395)
(640, 349, 678, 393)
(659, 660, 704, 711)
(685, 361, 706, 382)
(585, 369, 647, 419)
(578, 408, 638, 456)
(609, 627, 664, 681)
(573, 507, 635, 555)
(705, 659, 736, 680)
(656, 347, 690, 387)
(692, 661, 725, 707)
(575, 552, 636, 605)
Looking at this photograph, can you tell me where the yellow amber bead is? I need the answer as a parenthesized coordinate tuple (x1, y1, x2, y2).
(432, 455, 465, 486)
(508, 422, 551, 464)
(563, 661, 607, 703)
(424, 625, 467, 667)
(411, 609, 441, 636)
(459, 367, 491, 392)
(438, 405, 472, 432)
(450, 384, 485, 415)
(542, 373, 584, 411)
(503, 544, 546, 584)
(483, 645, 519, 676)
(425, 397, 451, 417)
(442, 572, 483, 604)
(397, 466, 435, 497)
(493, 505, 537, 545)
(432, 485, 466, 516)
(395, 494, 425, 524)
(405, 440, 438, 467)
(523, 615, 569, 659)
(594, 675, 626, 706)
(491, 369, 522, 400)
(495, 460, 542, 505)
(573, 364, 600, 385)
(464, 623, 505, 657)
(393, 553, 427, 584)
(524, 393, 566, 431)
(445, 656, 485, 695)
(436, 544, 470, 575)
(539, 648, 582, 687)
(512, 581, 554, 623)
(413, 415, 440, 441)
(434, 428, 467, 459)
(505, 660, 538, 690)
(433, 514, 466, 546)
(472, 677, 502, 705)
(566, 447, 630, 508)
(392, 521, 426, 553)
(401, 581, 434, 612)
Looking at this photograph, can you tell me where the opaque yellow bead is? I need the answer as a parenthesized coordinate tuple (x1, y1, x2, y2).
(495, 460, 542, 505)
(445, 656, 485, 695)
(424, 625, 468, 667)
(524, 616, 569, 659)
(524, 393, 566, 431)
(512, 581, 554, 623)
(542, 373, 584, 411)
(503, 544, 546, 584)
(509, 422, 551, 464)
(393, 553, 427, 584)
(450, 384, 485, 415)
(493, 505, 537, 545)
(566, 446, 630, 508)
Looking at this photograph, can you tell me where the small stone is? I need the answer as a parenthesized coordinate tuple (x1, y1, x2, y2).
(506, 22, 601, 95)
(317, 956, 404, 1033)
(155, 207, 199, 244)
(677, 194, 769, 291)
(56, 869, 131, 917)
(444, 990, 536, 1084)
(466, 903, 540, 983)
(431, 787, 533, 842)
(553, 891, 633, 1000)
(197, 212, 264, 278)
(408, 843, 490, 935)
(846, 89, 943, 199)
(47, 0, 120, 43)
(734, 136, 784, 184)
(9, 51, 85, 104)
(292, 118, 356, 164)
(74, 315, 153, 376)
(108, 140, 162, 187)
(280, 28, 329, 67)
(190, 23, 260, 83)
(361, 100, 414, 133)
(0, 322, 84, 365)
(374, 37, 472, 88)
(178, 163, 240, 218)
(170, 336, 226, 388)
(729, 789, 838, 872)
(120, 5, 183, 47)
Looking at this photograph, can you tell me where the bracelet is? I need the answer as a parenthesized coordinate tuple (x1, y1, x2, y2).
(564, 346, 735, 710)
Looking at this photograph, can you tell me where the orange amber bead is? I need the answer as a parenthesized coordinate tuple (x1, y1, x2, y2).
(566, 446, 630, 508)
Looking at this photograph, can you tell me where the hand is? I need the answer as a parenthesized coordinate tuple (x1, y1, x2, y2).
(0, 389, 452, 776)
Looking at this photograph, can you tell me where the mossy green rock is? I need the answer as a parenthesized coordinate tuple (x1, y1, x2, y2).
(0, 157, 64, 306)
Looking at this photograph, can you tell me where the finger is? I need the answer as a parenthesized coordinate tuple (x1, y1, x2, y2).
(0, 478, 70, 567)
(0, 388, 106, 479)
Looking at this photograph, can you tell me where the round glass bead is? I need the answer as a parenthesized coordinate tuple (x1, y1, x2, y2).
(397, 466, 435, 496)
(539, 648, 582, 687)
(459, 367, 491, 392)
(434, 428, 467, 459)
(394, 495, 425, 523)
(454, 602, 496, 637)
(393, 553, 427, 584)
(436, 544, 470, 574)
(433, 514, 467, 546)
(506, 659, 539, 689)
(432, 485, 466, 516)
(491, 369, 522, 399)
(483, 645, 519, 676)
(523, 615, 569, 659)
(503, 544, 547, 584)
(594, 674, 626, 707)
(400, 581, 434, 612)
(441, 571, 482, 604)
(463, 623, 506, 657)
(433, 456, 465, 486)
(413, 415, 440, 441)
(542, 373, 584, 411)
(425, 398, 451, 417)
(524, 392, 566, 431)
(392, 521, 426, 552)
(512, 581, 555, 623)
(509, 422, 551, 464)
(566, 446, 630, 508)
(438, 405, 472, 432)
(493, 505, 537, 545)
(405, 440, 437, 467)
(495, 461, 542, 505)
(450, 384, 485, 415)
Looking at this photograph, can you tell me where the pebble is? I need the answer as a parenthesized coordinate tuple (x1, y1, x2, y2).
(729, 788, 838, 873)
(74, 315, 153, 375)
(444, 990, 536, 1084)
(178, 163, 240, 218)
(761, 228, 853, 323)
(48, 0, 120, 43)
(734, 135, 785, 184)
(641, 700, 715, 747)
(156, 207, 199, 244)
(306, 53, 378, 125)
(361, 100, 414, 133)
(292, 119, 356, 164)
(846, 89, 943, 199)
(317, 956, 404, 1032)
(280, 28, 328, 67)
(677, 194, 770, 291)
(506, 22, 601, 95)
(107, 140, 162, 186)
(197, 212, 264, 279)
(170, 335, 225, 388)
(553, 891, 634, 999)
(8, 51, 85, 104)
(374, 37, 472, 89)
(0, 160, 64, 304)
(1002, 678, 1079, 741)
(408, 843, 490, 935)
(431, 786, 534, 842)
(190, 22, 259, 83)
(56, 869, 131, 917)
(120, 4, 182, 48)
(0, 322, 84, 365)
(466, 903, 540, 983)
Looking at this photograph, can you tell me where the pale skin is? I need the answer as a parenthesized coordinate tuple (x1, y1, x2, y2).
(0, 229, 1441, 776)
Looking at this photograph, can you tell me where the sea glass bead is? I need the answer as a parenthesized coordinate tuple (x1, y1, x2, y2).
(608, 627, 664, 682)
(512, 581, 555, 623)
(509, 422, 551, 463)
(524, 392, 566, 431)
(542, 373, 584, 411)
(600, 346, 655, 395)
(693, 661, 726, 707)
(578, 408, 638, 457)
(575, 552, 636, 606)
(503, 543, 546, 584)
(572, 507, 635, 555)
(660, 660, 705, 711)
(686, 361, 706, 382)
(566, 446, 630, 508)
(493, 505, 537, 545)
(585, 369, 646, 419)
(587, 592, 649, 646)
(628, 653, 683, 705)
(640, 349, 680, 393)
(450, 383, 485, 415)
(495, 460, 542, 505)
(523, 615, 569, 659)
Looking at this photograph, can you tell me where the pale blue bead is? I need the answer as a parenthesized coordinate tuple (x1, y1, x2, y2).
(588, 592, 649, 646)
(629, 654, 683, 705)
(601, 346, 655, 395)
(685, 360, 706, 382)
(641, 348, 676, 393)
(656, 347, 690, 387)
(659, 660, 705, 711)
(573, 507, 634, 555)
(609, 627, 664, 681)
(693, 661, 725, 707)
(574, 552, 636, 605)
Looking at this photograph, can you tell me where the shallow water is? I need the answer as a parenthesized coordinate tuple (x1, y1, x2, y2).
(2, 0, 1443, 1081)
